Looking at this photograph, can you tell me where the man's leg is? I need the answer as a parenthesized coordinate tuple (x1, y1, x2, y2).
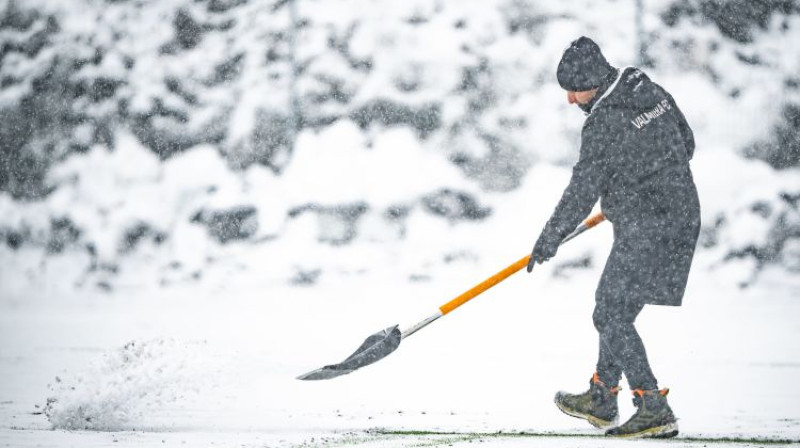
(593, 243, 678, 438)
(595, 333, 622, 387)
(585, 228, 680, 438)
(592, 295, 657, 391)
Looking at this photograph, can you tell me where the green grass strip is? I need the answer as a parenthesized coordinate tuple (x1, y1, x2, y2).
(373, 429, 800, 445)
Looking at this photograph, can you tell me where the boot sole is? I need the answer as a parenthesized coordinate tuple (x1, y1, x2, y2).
(554, 397, 617, 429)
(607, 422, 679, 439)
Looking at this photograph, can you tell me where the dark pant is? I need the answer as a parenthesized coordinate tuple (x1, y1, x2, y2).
(592, 294, 658, 390)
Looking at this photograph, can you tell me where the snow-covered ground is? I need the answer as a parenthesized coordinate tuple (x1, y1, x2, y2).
(2, 255, 799, 447)
(2, 0, 800, 446)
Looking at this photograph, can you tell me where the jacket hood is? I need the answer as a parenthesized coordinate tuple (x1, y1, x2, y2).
(590, 67, 664, 114)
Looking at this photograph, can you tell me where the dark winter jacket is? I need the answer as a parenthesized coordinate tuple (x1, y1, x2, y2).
(541, 67, 701, 306)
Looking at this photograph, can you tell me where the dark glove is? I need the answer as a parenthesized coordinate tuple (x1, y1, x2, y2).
(526, 231, 561, 272)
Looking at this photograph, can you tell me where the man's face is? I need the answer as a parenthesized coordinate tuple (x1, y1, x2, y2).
(567, 89, 598, 105)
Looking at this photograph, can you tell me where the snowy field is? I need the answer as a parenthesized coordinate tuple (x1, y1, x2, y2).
(1, 127, 799, 448)
(2, 255, 799, 447)
(2, 0, 800, 446)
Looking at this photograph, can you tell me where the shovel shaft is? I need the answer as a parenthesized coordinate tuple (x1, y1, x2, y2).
(562, 212, 606, 244)
(402, 310, 443, 339)
(438, 255, 528, 315)
(437, 213, 605, 316)
(301, 212, 607, 380)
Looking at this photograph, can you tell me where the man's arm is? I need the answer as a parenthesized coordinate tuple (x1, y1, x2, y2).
(540, 123, 609, 247)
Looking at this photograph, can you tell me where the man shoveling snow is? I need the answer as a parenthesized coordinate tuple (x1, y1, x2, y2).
(528, 36, 701, 439)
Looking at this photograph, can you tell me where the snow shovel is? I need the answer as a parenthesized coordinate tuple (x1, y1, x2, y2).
(297, 213, 607, 381)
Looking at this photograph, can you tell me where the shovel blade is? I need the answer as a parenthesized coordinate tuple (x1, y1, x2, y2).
(297, 325, 402, 380)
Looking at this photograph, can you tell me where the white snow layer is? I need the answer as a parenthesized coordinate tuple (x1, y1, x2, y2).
(1, 0, 799, 447)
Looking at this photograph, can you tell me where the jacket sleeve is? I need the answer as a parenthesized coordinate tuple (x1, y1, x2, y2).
(667, 92, 695, 160)
(540, 119, 609, 243)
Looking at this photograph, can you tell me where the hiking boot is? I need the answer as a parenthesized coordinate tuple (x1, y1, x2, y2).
(554, 373, 620, 429)
(606, 388, 679, 438)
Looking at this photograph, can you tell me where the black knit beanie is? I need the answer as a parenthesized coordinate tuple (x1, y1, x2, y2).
(556, 36, 615, 91)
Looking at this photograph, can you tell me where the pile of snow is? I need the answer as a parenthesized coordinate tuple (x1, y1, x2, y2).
(43, 338, 213, 431)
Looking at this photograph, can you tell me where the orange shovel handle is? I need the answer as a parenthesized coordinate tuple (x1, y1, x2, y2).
(438, 213, 605, 316)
